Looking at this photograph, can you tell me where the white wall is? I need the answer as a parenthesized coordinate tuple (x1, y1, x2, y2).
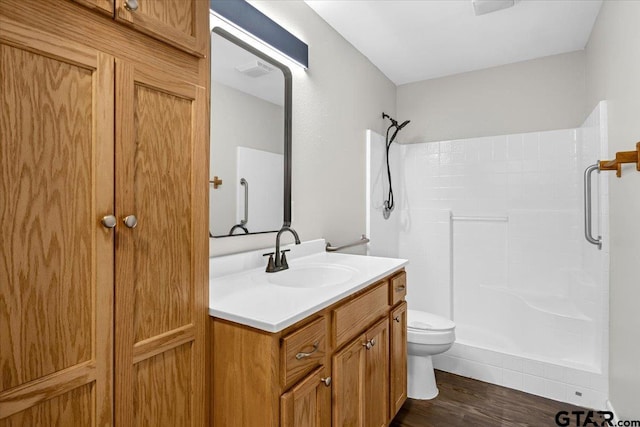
(585, 0, 640, 419)
(397, 51, 586, 144)
(210, 0, 396, 256)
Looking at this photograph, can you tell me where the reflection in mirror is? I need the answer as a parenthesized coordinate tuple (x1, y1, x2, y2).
(209, 28, 291, 237)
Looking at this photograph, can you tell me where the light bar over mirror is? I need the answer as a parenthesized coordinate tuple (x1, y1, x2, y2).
(210, 0, 308, 69)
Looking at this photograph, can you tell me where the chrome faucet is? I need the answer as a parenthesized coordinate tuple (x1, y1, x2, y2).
(263, 226, 301, 273)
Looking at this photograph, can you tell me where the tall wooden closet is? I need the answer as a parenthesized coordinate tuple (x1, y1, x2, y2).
(0, 0, 209, 425)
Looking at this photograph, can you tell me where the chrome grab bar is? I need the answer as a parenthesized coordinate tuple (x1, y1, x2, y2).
(326, 235, 370, 252)
(240, 178, 248, 226)
(583, 163, 602, 250)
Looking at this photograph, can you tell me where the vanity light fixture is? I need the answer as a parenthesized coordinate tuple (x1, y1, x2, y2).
(210, 0, 308, 70)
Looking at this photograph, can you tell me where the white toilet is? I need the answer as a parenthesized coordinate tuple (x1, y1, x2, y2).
(407, 309, 456, 399)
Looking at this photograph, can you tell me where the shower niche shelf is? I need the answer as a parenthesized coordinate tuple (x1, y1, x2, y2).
(599, 142, 640, 177)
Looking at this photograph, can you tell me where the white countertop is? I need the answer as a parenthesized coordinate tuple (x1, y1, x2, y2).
(209, 248, 407, 333)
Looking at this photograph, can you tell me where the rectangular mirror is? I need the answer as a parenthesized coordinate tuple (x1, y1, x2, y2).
(209, 28, 292, 237)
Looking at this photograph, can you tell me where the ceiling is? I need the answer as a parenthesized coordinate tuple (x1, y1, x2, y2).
(211, 31, 284, 106)
(304, 0, 603, 85)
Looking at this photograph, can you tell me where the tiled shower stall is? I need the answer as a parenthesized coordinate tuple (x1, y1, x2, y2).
(367, 102, 609, 409)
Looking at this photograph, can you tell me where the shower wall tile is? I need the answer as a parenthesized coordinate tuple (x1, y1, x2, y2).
(545, 379, 568, 402)
(502, 369, 525, 391)
(433, 341, 608, 408)
(524, 359, 546, 377)
(435, 346, 608, 409)
(398, 208, 451, 318)
(369, 102, 609, 409)
(502, 354, 524, 372)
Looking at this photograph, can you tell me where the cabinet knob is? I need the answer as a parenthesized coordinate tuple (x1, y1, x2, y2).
(101, 215, 117, 229)
(363, 340, 372, 350)
(394, 316, 401, 323)
(123, 215, 138, 228)
(396, 285, 406, 292)
(124, 0, 138, 12)
(370, 338, 376, 347)
(320, 377, 332, 387)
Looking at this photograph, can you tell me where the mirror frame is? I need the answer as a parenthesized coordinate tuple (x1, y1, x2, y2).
(211, 27, 293, 236)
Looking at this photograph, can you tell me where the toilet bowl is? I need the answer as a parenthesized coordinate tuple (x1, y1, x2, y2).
(407, 309, 456, 400)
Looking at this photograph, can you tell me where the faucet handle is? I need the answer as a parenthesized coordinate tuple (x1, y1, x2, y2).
(263, 252, 276, 272)
(280, 249, 290, 269)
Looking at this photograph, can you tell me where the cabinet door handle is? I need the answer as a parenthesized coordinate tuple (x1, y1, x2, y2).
(370, 338, 376, 347)
(394, 316, 401, 323)
(123, 215, 138, 229)
(363, 340, 372, 350)
(395, 285, 406, 292)
(101, 215, 117, 229)
(124, 0, 138, 12)
(320, 377, 331, 387)
(295, 341, 319, 360)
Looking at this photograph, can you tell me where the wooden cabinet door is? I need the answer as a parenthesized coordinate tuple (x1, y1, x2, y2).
(114, 59, 207, 426)
(0, 19, 114, 425)
(332, 335, 366, 427)
(71, 0, 114, 16)
(115, 0, 207, 57)
(281, 366, 331, 427)
(390, 302, 407, 418)
(364, 318, 389, 427)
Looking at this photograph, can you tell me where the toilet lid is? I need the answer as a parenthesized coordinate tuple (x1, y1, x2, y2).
(407, 310, 455, 331)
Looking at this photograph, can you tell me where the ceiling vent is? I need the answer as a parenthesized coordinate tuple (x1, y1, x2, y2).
(472, 0, 515, 16)
(235, 60, 275, 78)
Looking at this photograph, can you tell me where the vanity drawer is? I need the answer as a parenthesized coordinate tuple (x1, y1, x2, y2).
(333, 281, 389, 348)
(281, 316, 327, 388)
(389, 271, 407, 306)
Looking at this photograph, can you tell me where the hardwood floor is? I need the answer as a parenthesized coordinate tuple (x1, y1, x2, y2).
(391, 370, 605, 427)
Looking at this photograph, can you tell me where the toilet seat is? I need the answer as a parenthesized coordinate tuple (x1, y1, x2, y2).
(407, 310, 455, 345)
(408, 310, 455, 331)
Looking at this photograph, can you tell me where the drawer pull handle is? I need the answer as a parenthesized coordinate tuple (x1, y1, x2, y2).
(295, 341, 319, 360)
(396, 285, 406, 292)
(394, 316, 401, 323)
(320, 377, 332, 387)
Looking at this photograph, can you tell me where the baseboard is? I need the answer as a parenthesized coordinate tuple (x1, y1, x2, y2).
(606, 400, 619, 422)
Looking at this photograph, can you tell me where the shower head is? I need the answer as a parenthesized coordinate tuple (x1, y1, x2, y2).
(382, 112, 410, 132)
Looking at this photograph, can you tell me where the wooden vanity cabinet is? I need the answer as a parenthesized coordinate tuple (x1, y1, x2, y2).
(211, 269, 408, 427)
(390, 301, 408, 416)
(333, 318, 390, 427)
(0, 1, 209, 424)
(281, 367, 331, 427)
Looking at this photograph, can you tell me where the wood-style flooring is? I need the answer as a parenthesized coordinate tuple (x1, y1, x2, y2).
(391, 370, 605, 427)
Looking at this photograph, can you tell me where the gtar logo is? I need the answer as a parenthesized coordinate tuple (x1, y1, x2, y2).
(555, 410, 614, 427)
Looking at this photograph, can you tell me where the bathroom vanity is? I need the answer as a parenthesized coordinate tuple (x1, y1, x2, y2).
(209, 245, 408, 426)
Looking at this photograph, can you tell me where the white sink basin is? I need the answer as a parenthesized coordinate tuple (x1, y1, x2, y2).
(266, 264, 357, 288)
